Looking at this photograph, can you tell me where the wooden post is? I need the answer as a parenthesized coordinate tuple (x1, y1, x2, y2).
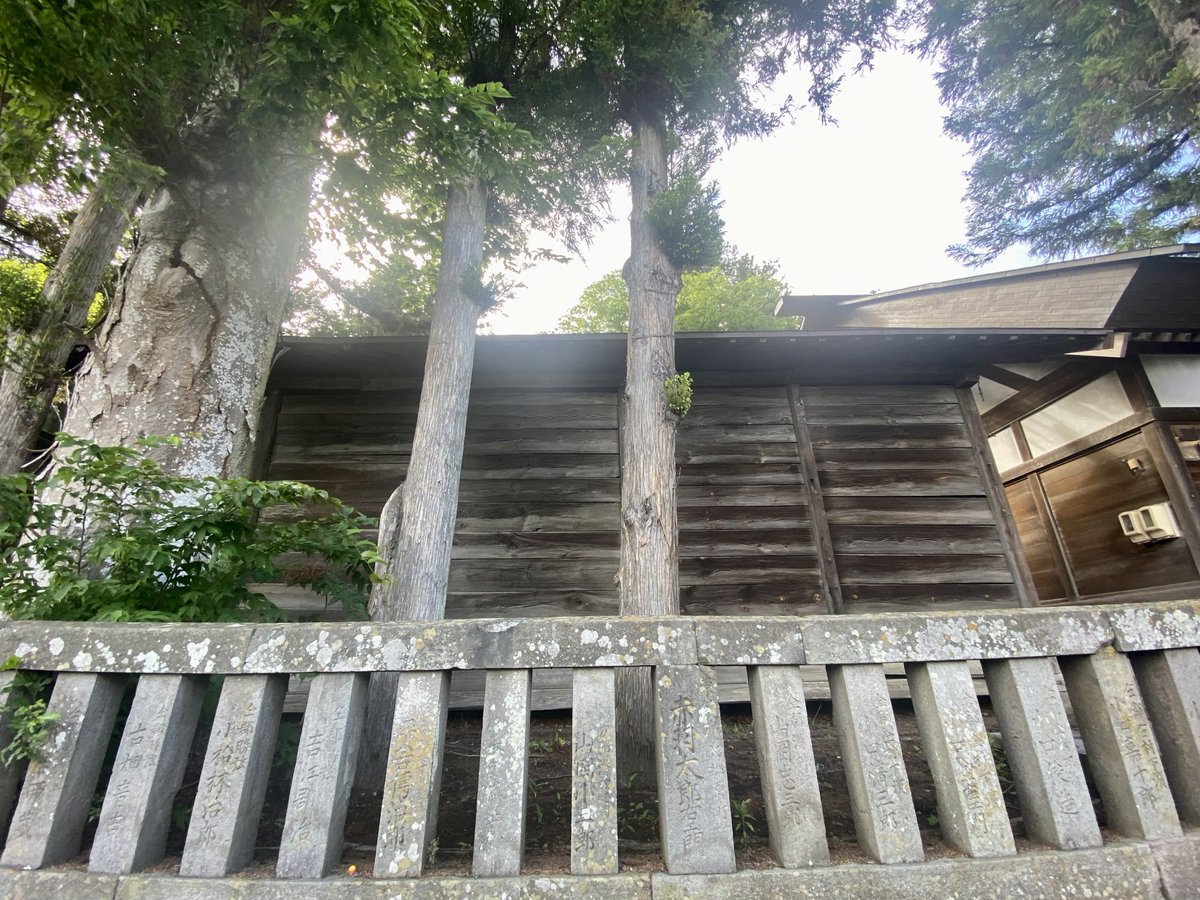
(958, 385, 1039, 606)
(789, 386, 843, 613)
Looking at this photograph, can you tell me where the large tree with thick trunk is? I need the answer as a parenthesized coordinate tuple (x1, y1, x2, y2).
(2, 0, 450, 476)
(576, 0, 899, 777)
(59, 131, 312, 477)
(354, 0, 618, 789)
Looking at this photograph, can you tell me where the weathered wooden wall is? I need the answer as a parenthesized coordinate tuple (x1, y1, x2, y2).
(261, 376, 1023, 708)
(452, 389, 620, 617)
(677, 387, 821, 615)
(800, 385, 1017, 613)
(265, 380, 1017, 619)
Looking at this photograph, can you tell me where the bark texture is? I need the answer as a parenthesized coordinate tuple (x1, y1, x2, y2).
(0, 176, 140, 474)
(1146, 0, 1200, 78)
(617, 115, 683, 780)
(59, 133, 313, 479)
(358, 176, 488, 789)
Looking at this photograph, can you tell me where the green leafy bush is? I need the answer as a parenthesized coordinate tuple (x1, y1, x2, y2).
(0, 660, 58, 765)
(0, 435, 380, 622)
(664, 371, 693, 417)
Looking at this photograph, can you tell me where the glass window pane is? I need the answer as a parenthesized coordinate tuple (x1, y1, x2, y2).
(988, 428, 1023, 472)
(1142, 356, 1200, 407)
(1023, 372, 1134, 458)
(973, 377, 1016, 413)
(997, 361, 1064, 380)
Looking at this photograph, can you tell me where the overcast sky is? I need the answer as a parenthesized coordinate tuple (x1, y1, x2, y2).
(483, 48, 1039, 335)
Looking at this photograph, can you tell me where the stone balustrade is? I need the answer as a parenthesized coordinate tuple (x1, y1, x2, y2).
(0, 601, 1197, 898)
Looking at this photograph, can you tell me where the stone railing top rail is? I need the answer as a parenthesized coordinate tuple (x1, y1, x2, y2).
(2, 599, 1197, 675)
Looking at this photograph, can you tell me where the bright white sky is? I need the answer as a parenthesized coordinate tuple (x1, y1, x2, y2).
(483, 48, 1038, 335)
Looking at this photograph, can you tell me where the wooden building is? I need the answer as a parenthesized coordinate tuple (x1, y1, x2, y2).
(778, 244, 1200, 608)
(258, 329, 1104, 621)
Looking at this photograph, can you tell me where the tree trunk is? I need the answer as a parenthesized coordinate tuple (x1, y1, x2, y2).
(59, 134, 314, 479)
(0, 175, 141, 474)
(357, 176, 488, 790)
(617, 113, 683, 782)
(1145, 0, 1200, 78)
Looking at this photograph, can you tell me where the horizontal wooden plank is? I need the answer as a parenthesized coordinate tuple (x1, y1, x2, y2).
(676, 423, 797, 443)
(679, 506, 810, 531)
(835, 554, 1015, 583)
(683, 598, 827, 617)
(277, 392, 420, 415)
(467, 390, 618, 409)
(457, 479, 620, 503)
(448, 559, 617, 591)
(840, 583, 1020, 613)
(447, 591, 819, 619)
(831, 525, 1004, 556)
(819, 469, 986, 497)
(814, 447, 978, 468)
(675, 443, 800, 465)
(823, 496, 996, 525)
(459, 454, 618, 479)
(451, 531, 619, 559)
(680, 582, 826, 613)
(464, 428, 617, 454)
(275, 414, 418, 433)
(689, 387, 789, 407)
(446, 591, 618, 617)
(678, 528, 814, 556)
(270, 440, 416, 461)
(801, 385, 958, 404)
(803, 403, 965, 425)
(679, 483, 808, 507)
(677, 404, 792, 427)
(267, 462, 409, 480)
(455, 503, 619, 532)
(679, 555, 820, 584)
(807, 423, 972, 449)
(676, 466, 805, 487)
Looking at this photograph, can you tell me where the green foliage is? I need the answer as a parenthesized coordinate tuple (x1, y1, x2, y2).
(0, 435, 379, 623)
(921, 0, 1200, 261)
(558, 253, 795, 333)
(0, 661, 59, 766)
(0, 258, 47, 334)
(664, 372, 693, 418)
(646, 173, 724, 271)
(731, 797, 757, 846)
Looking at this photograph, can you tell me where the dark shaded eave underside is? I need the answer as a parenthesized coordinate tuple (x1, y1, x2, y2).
(269, 329, 1110, 388)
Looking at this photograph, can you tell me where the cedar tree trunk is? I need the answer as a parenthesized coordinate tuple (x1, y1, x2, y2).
(617, 113, 683, 781)
(358, 175, 488, 790)
(59, 134, 313, 478)
(0, 175, 140, 474)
